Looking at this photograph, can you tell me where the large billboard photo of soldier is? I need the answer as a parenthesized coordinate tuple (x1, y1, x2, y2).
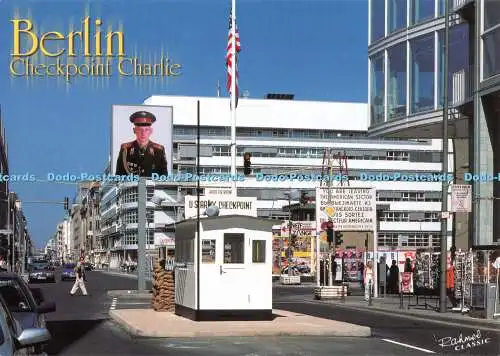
(111, 105, 173, 177)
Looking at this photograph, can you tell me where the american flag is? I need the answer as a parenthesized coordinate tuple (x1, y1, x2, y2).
(226, 9, 240, 108)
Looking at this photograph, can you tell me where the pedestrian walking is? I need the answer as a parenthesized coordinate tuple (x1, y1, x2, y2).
(70, 262, 88, 296)
(388, 260, 400, 294)
(364, 260, 374, 301)
(446, 262, 459, 308)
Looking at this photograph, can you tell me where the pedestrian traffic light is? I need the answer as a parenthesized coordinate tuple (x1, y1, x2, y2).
(243, 152, 252, 176)
(64, 197, 69, 210)
(326, 221, 334, 243)
(335, 231, 343, 246)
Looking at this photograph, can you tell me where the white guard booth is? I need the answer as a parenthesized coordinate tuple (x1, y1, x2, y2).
(174, 215, 275, 321)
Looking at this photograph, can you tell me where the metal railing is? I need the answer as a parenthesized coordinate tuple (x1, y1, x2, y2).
(451, 65, 473, 106)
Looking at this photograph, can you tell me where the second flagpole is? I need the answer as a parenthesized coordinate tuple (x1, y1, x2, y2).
(230, 0, 237, 193)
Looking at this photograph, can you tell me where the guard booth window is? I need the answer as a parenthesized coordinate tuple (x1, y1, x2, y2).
(252, 240, 266, 263)
(223, 233, 244, 264)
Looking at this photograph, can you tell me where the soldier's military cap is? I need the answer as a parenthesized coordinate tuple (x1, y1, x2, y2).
(130, 111, 156, 126)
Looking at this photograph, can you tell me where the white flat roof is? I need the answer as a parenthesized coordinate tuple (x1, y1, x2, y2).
(143, 95, 369, 131)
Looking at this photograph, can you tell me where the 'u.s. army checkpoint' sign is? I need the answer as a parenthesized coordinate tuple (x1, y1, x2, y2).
(184, 195, 257, 219)
(315, 187, 376, 231)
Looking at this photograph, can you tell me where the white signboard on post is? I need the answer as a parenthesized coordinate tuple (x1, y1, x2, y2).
(204, 187, 235, 197)
(184, 195, 257, 219)
(451, 184, 472, 212)
(315, 187, 377, 231)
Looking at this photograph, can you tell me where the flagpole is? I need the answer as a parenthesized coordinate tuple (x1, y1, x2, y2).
(230, 0, 237, 193)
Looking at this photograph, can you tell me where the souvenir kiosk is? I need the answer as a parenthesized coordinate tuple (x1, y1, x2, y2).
(174, 215, 275, 321)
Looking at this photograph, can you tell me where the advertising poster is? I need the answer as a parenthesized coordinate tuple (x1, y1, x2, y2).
(399, 272, 414, 294)
(111, 105, 173, 177)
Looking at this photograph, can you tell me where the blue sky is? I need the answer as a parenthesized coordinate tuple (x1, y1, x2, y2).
(0, 0, 368, 248)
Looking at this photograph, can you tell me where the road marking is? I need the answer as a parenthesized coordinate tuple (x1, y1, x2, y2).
(110, 297, 118, 310)
(381, 339, 435, 353)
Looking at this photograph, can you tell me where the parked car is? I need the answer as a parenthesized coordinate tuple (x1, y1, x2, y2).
(0, 293, 51, 356)
(0, 272, 55, 354)
(61, 263, 76, 281)
(83, 262, 94, 271)
(28, 262, 55, 283)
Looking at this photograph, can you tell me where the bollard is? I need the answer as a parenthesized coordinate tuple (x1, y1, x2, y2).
(368, 279, 373, 306)
(399, 282, 403, 309)
(341, 283, 346, 303)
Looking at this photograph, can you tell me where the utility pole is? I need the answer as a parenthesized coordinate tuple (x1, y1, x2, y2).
(439, 0, 450, 313)
(137, 177, 147, 292)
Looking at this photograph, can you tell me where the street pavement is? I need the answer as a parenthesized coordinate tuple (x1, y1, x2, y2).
(274, 284, 500, 355)
(30, 269, 499, 355)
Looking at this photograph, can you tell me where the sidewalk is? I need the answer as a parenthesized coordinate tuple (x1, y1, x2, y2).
(320, 293, 500, 330)
(109, 308, 371, 338)
(95, 268, 152, 281)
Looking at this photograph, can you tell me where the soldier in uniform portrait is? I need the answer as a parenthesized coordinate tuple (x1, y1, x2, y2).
(115, 111, 169, 177)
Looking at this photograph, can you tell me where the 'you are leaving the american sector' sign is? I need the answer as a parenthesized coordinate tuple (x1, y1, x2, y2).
(315, 187, 376, 231)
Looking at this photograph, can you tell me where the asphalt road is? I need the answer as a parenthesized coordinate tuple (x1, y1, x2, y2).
(28, 270, 499, 355)
(274, 285, 500, 355)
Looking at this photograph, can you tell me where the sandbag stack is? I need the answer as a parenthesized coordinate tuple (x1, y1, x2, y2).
(151, 260, 175, 312)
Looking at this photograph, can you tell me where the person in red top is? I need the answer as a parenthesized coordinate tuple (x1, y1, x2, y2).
(446, 263, 458, 308)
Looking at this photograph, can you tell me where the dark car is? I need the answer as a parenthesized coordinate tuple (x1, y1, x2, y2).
(28, 262, 55, 283)
(83, 262, 94, 271)
(61, 263, 76, 281)
(0, 293, 51, 356)
(0, 272, 56, 354)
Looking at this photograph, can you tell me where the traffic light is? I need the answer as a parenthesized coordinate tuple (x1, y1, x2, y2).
(64, 197, 69, 210)
(243, 152, 252, 176)
(326, 221, 334, 243)
(335, 231, 343, 246)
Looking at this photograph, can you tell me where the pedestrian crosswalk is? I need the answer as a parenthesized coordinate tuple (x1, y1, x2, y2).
(108, 296, 151, 311)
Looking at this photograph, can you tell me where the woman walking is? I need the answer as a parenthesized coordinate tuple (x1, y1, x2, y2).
(364, 260, 374, 301)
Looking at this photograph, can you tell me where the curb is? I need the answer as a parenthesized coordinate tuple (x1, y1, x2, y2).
(323, 300, 500, 330)
(109, 309, 147, 337)
(107, 290, 152, 298)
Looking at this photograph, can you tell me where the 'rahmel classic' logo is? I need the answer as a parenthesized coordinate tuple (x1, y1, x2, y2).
(434, 330, 491, 351)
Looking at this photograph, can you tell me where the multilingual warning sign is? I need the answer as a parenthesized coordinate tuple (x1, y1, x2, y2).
(315, 187, 376, 231)
(451, 184, 472, 213)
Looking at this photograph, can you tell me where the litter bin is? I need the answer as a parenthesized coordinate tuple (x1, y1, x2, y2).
(471, 283, 497, 319)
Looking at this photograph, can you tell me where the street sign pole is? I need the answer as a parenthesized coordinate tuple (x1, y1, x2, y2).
(137, 177, 147, 292)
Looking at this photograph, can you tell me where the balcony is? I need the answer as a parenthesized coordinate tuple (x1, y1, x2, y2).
(452, 0, 475, 23)
(452, 66, 473, 107)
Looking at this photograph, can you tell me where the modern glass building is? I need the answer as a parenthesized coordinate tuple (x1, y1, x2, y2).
(367, 0, 500, 248)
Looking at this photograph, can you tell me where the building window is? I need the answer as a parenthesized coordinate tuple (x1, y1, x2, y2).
(484, 0, 500, 30)
(370, 53, 385, 125)
(388, 42, 407, 120)
(410, 33, 435, 114)
(483, 28, 500, 79)
(410, 0, 435, 25)
(388, 0, 407, 33)
(223, 233, 244, 264)
(371, 0, 386, 43)
(439, 24, 469, 106)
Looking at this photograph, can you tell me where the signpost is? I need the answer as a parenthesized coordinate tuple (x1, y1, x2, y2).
(184, 195, 257, 219)
(450, 184, 472, 212)
(315, 187, 378, 296)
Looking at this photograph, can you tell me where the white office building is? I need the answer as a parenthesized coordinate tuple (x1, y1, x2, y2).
(98, 95, 454, 266)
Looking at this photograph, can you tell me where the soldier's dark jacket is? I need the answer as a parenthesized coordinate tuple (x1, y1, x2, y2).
(115, 140, 168, 177)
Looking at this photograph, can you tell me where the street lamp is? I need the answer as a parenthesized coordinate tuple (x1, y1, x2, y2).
(283, 189, 300, 274)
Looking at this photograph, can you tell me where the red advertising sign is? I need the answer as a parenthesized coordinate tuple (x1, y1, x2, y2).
(400, 272, 414, 294)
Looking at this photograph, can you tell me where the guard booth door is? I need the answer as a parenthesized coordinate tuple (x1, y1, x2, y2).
(218, 233, 248, 309)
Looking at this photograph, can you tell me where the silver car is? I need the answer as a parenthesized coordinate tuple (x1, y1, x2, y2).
(0, 294, 51, 356)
